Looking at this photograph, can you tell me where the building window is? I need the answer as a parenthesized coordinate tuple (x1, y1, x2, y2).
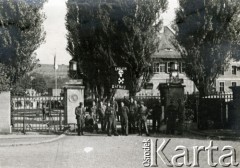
(220, 82, 224, 92)
(153, 63, 160, 73)
(177, 62, 183, 73)
(159, 62, 165, 72)
(232, 66, 237, 75)
(167, 62, 171, 73)
(232, 82, 237, 87)
(166, 62, 185, 73)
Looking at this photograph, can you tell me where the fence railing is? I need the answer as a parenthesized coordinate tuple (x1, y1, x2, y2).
(124, 93, 234, 130)
(186, 92, 233, 129)
(11, 96, 64, 133)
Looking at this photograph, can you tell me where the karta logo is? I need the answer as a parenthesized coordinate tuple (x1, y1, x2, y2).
(142, 139, 239, 167)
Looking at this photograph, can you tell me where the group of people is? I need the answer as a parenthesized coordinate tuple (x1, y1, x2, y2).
(75, 96, 184, 136)
(75, 97, 151, 136)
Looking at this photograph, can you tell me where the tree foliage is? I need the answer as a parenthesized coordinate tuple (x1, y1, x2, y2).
(0, 63, 10, 92)
(11, 75, 32, 96)
(66, 0, 167, 97)
(11, 73, 49, 96)
(174, 0, 240, 96)
(32, 75, 47, 94)
(0, 0, 46, 88)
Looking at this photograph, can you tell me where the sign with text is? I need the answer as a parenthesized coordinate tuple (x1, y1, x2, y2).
(111, 67, 129, 90)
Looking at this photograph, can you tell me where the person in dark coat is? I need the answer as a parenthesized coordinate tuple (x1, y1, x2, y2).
(75, 102, 85, 136)
(152, 100, 162, 133)
(112, 97, 119, 122)
(128, 97, 136, 133)
(105, 101, 118, 136)
(120, 101, 129, 136)
(166, 99, 177, 135)
(138, 101, 150, 136)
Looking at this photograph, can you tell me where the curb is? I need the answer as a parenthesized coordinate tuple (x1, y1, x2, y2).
(187, 129, 240, 141)
(0, 132, 67, 147)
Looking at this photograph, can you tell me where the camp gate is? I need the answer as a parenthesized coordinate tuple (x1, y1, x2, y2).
(11, 96, 64, 132)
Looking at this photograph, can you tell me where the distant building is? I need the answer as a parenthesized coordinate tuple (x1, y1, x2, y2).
(30, 64, 70, 90)
(114, 27, 196, 98)
(135, 27, 196, 97)
(215, 60, 240, 93)
(31, 64, 69, 79)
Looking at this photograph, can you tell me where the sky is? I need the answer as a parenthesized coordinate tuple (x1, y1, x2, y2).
(35, 0, 179, 65)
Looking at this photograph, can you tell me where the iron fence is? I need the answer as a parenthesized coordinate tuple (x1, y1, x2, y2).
(197, 93, 233, 129)
(11, 96, 64, 133)
(123, 93, 234, 131)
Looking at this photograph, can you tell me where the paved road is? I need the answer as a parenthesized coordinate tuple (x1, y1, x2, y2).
(0, 133, 239, 168)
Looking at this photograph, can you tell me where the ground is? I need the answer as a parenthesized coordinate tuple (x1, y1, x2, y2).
(0, 133, 239, 168)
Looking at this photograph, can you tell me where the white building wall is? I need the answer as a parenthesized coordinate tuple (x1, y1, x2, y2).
(215, 60, 240, 93)
(136, 72, 196, 96)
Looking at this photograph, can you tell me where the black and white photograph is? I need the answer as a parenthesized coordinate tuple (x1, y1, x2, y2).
(0, 0, 240, 167)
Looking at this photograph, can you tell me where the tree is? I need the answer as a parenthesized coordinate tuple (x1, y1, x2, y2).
(174, 0, 240, 96)
(0, 0, 46, 87)
(66, 0, 111, 98)
(11, 75, 32, 96)
(32, 75, 47, 94)
(66, 0, 167, 97)
(113, 0, 167, 96)
(0, 63, 10, 92)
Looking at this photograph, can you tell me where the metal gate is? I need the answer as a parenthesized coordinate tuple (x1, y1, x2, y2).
(198, 93, 233, 129)
(11, 96, 65, 132)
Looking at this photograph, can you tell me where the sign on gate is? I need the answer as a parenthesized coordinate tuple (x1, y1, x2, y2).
(111, 67, 129, 90)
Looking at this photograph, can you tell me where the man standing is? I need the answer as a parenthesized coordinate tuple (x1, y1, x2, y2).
(128, 97, 136, 133)
(112, 97, 119, 122)
(75, 102, 85, 136)
(138, 101, 150, 136)
(152, 100, 162, 133)
(105, 101, 118, 136)
(90, 101, 98, 133)
(133, 100, 139, 132)
(166, 99, 177, 135)
(120, 101, 129, 136)
(98, 100, 106, 132)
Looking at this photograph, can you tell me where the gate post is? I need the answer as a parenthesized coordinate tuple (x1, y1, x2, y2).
(64, 80, 85, 125)
(158, 83, 185, 133)
(229, 86, 240, 130)
(0, 91, 11, 133)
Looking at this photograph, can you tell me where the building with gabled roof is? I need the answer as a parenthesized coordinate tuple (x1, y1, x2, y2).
(135, 26, 196, 96)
